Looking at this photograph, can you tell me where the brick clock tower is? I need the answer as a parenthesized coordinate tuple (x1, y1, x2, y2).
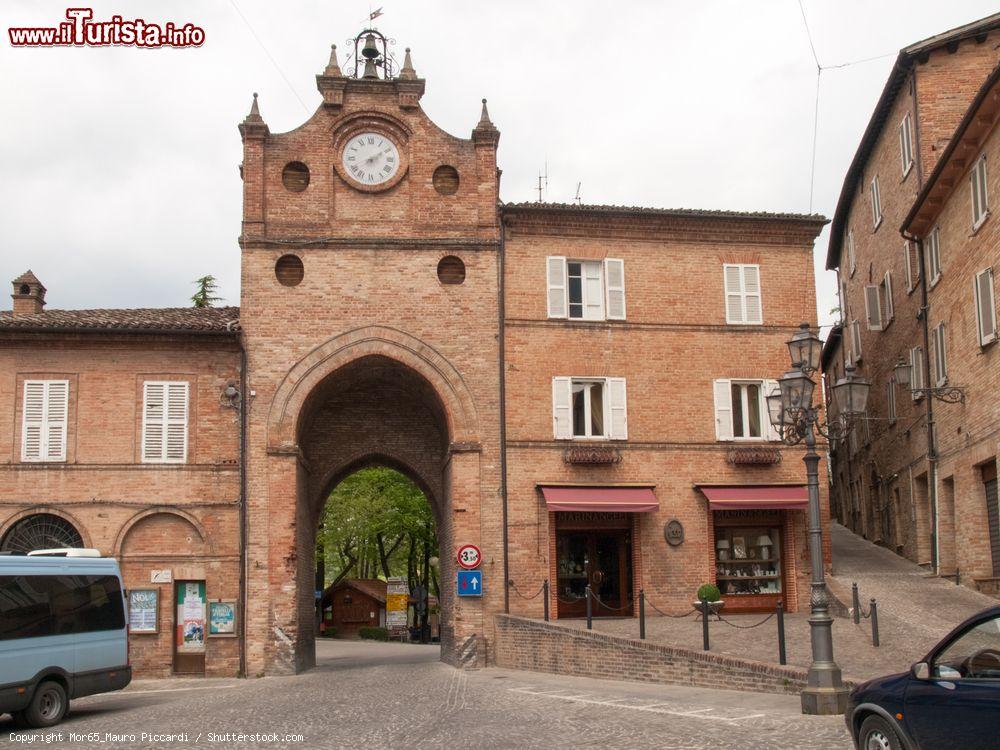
(238, 31, 502, 673)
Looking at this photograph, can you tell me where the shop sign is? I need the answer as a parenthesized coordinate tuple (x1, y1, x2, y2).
(663, 519, 684, 547)
(150, 569, 172, 583)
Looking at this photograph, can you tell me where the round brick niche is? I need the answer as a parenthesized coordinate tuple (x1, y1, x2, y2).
(282, 161, 310, 192)
(275, 254, 304, 286)
(432, 165, 459, 196)
(437, 256, 465, 285)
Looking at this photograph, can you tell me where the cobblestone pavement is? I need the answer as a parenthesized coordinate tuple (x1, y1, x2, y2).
(561, 522, 999, 683)
(3, 640, 850, 749)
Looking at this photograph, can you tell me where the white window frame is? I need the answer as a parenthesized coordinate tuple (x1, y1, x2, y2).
(847, 231, 857, 277)
(881, 271, 894, 325)
(899, 113, 914, 177)
(864, 285, 883, 331)
(870, 175, 883, 229)
(932, 321, 948, 386)
(713, 379, 778, 442)
(903, 240, 920, 293)
(723, 264, 763, 325)
(551, 376, 627, 441)
(141, 381, 189, 464)
(971, 154, 990, 230)
(927, 227, 942, 287)
(546, 257, 625, 321)
(974, 267, 997, 346)
(20, 380, 69, 463)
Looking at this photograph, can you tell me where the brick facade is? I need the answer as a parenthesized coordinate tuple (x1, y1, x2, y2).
(2, 33, 826, 677)
(823, 15, 1000, 593)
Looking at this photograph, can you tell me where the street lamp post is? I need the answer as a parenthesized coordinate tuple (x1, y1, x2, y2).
(767, 323, 870, 715)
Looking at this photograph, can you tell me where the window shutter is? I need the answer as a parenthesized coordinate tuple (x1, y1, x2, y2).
(551, 377, 572, 440)
(742, 265, 762, 324)
(546, 257, 568, 319)
(883, 272, 894, 322)
(165, 383, 189, 462)
(903, 242, 912, 291)
(850, 320, 863, 363)
(45, 381, 68, 461)
(848, 231, 856, 276)
(604, 259, 626, 320)
(911, 346, 924, 398)
(607, 378, 627, 440)
(864, 285, 883, 331)
(764, 379, 780, 441)
(143, 382, 189, 462)
(933, 323, 947, 385)
(724, 265, 743, 323)
(143, 383, 165, 461)
(22, 382, 45, 461)
(975, 268, 997, 345)
(713, 379, 733, 441)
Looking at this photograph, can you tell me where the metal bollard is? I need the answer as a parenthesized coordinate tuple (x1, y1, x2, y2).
(776, 600, 786, 665)
(701, 599, 710, 651)
(543, 579, 550, 622)
(586, 585, 593, 630)
(852, 582, 860, 625)
(870, 598, 880, 647)
(955, 569, 960, 586)
(639, 589, 646, 640)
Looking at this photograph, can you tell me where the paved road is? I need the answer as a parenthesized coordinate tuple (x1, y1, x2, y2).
(3, 640, 850, 749)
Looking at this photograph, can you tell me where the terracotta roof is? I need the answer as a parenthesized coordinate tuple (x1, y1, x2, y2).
(0, 306, 241, 334)
(502, 201, 827, 223)
(825, 12, 1000, 270)
(13, 270, 44, 288)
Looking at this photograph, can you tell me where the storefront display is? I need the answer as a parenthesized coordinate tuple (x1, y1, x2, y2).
(714, 526, 782, 596)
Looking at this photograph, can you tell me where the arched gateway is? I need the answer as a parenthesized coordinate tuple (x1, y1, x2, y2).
(239, 36, 502, 674)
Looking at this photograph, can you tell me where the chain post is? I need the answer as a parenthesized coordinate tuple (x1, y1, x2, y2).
(870, 598, 880, 647)
(777, 599, 786, 665)
(543, 579, 549, 622)
(701, 599, 710, 651)
(852, 582, 860, 625)
(585, 585, 592, 630)
(639, 589, 645, 640)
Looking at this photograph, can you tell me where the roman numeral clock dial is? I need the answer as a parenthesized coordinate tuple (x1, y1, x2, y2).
(342, 132, 400, 187)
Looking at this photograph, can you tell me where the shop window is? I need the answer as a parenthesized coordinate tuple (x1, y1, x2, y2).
(714, 526, 782, 596)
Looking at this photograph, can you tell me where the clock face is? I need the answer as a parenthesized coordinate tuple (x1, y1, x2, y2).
(342, 132, 400, 186)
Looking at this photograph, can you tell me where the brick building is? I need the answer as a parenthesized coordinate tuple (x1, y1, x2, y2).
(822, 14, 1000, 594)
(1, 30, 827, 677)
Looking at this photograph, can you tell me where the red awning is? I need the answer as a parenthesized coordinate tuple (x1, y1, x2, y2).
(699, 485, 808, 511)
(540, 486, 659, 513)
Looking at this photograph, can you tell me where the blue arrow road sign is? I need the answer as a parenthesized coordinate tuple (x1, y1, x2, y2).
(457, 570, 483, 597)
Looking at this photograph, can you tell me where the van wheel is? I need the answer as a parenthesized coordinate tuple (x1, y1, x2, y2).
(859, 714, 902, 750)
(23, 681, 67, 728)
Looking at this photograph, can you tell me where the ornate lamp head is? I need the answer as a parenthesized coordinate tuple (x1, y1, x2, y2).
(787, 322, 823, 373)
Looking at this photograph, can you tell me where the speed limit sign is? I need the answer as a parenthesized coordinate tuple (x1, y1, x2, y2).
(456, 544, 482, 570)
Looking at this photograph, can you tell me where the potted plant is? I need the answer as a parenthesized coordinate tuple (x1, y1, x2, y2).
(695, 583, 724, 619)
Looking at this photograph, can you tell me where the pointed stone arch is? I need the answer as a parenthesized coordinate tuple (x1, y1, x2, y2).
(266, 325, 480, 452)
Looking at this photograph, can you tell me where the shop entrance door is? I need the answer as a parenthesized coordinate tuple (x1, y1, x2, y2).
(556, 531, 632, 618)
(173, 581, 206, 675)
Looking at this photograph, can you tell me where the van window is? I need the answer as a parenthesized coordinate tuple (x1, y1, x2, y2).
(0, 574, 124, 640)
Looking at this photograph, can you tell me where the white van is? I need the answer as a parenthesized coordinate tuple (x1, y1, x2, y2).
(0, 551, 131, 727)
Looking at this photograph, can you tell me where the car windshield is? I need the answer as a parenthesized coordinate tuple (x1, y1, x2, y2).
(934, 615, 1000, 679)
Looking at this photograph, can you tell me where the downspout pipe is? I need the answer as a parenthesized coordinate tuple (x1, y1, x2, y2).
(238, 338, 249, 676)
(902, 229, 939, 574)
(498, 218, 510, 614)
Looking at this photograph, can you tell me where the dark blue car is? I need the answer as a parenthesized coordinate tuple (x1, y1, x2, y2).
(846, 605, 1000, 749)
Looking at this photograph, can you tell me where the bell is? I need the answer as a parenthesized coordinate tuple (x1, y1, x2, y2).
(362, 58, 379, 79)
(361, 33, 379, 60)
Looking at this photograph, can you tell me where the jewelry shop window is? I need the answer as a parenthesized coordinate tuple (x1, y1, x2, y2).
(714, 526, 781, 595)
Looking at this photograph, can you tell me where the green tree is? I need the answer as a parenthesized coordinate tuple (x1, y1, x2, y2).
(190, 275, 223, 308)
(318, 467, 437, 596)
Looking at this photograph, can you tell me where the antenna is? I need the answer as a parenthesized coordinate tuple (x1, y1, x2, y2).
(536, 160, 548, 203)
(574, 182, 582, 205)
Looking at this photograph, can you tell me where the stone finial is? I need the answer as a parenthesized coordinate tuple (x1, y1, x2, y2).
(239, 92, 270, 139)
(472, 98, 499, 145)
(12, 270, 46, 317)
(399, 47, 417, 80)
(246, 92, 262, 122)
(478, 98, 494, 127)
(324, 44, 343, 77)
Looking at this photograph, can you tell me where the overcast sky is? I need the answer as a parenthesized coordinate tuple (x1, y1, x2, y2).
(2, 1, 997, 331)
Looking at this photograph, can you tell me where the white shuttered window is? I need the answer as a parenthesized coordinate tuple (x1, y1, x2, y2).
(546, 256, 568, 318)
(974, 267, 997, 346)
(864, 285, 883, 331)
(713, 379, 779, 442)
(546, 257, 625, 321)
(723, 264, 763, 324)
(932, 322, 948, 386)
(910, 346, 924, 400)
(142, 381, 189, 463)
(21, 380, 68, 462)
(552, 377, 627, 440)
(971, 155, 989, 229)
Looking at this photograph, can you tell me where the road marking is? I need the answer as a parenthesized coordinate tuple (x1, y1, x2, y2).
(510, 688, 765, 723)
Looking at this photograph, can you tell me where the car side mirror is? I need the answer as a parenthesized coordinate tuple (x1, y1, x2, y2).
(911, 662, 930, 680)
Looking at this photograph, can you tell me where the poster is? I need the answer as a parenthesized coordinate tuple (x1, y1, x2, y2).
(176, 581, 206, 652)
(209, 601, 236, 636)
(385, 577, 409, 636)
(128, 589, 158, 633)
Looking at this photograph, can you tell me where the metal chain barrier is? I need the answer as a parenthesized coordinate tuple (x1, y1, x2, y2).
(717, 611, 776, 629)
(589, 590, 635, 613)
(642, 594, 697, 619)
(507, 580, 545, 601)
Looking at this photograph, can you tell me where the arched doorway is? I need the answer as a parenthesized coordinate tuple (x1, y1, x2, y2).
(255, 334, 490, 674)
